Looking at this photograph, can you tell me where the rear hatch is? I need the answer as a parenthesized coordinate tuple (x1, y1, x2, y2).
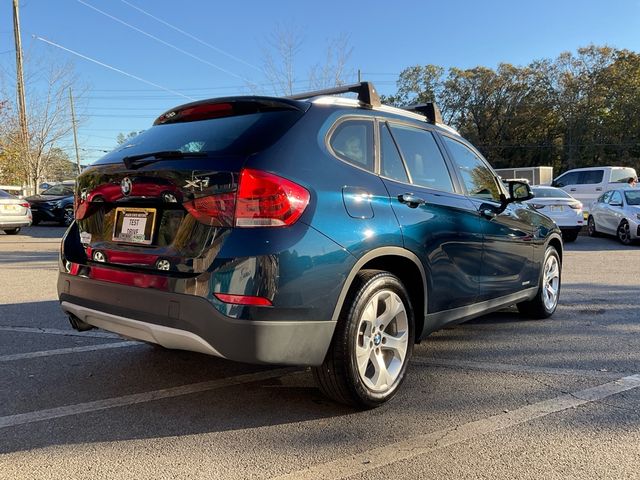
(74, 97, 308, 275)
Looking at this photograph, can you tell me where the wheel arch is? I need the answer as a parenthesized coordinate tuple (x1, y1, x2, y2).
(332, 247, 427, 341)
(546, 233, 563, 263)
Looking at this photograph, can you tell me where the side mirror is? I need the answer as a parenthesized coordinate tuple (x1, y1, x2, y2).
(508, 181, 534, 202)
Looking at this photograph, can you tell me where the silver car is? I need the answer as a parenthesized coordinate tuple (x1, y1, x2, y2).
(587, 188, 640, 245)
(528, 186, 584, 242)
(0, 189, 32, 235)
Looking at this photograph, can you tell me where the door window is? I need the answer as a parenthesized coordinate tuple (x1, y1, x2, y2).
(380, 123, 409, 183)
(442, 136, 502, 202)
(388, 125, 454, 193)
(608, 191, 623, 205)
(554, 172, 579, 187)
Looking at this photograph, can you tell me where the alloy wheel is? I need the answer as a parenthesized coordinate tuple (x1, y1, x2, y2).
(542, 254, 560, 311)
(618, 222, 631, 245)
(354, 289, 409, 392)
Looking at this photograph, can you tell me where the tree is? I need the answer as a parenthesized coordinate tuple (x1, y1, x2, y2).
(116, 131, 143, 145)
(261, 25, 354, 96)
(1, 57, 86, 189)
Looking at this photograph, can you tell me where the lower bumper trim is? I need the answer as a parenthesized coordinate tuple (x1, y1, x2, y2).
(61, 302, 225, 357)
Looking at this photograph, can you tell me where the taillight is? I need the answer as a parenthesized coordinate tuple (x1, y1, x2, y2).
(569, 202, 582, 210)
(235, 168, 309, 227)
(20, 202, 29, 208)
(531, 204, 545, 210)
(183, 169, 310, 228)
(183, 192, 235, 226)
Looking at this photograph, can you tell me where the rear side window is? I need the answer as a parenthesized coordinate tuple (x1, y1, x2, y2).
(94, 109, 304, 165)
(579, 170, 604, 184)
(600, 191, 613, 204)
(0, 189, 14, 199)
(329, 119, 374, 171)
(388, 125, 454, 193)
(442, 136, 501, 202)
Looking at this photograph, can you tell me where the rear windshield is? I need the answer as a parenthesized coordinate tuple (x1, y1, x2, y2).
(611, 168, 637, 183)
(0, 189, 15, 199)
(93, 110, 304, 165)
(531, 188, 572, 198)
(625, 191, 640, 205)
(42, 185, 75, 196)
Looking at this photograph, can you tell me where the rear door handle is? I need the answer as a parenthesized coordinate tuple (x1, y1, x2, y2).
(398, 193, 425, 208)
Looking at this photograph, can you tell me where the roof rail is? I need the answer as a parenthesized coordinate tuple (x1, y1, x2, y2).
(287, 82, 381, 108)
(403, 102, 443, 125)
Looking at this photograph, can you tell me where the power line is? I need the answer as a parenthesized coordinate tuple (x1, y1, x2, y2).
(33, 35, 194, 101)
(77, 0, 253, 83)
(119, 0, 263, 74)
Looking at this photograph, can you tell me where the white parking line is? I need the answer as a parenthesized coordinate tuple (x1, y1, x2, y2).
(413, 357, 620, 379)
(0, 341, 140, 362)
(0, 368, 300, 429)
(276, 374, 640, 480)
(0, 326, 121, 339)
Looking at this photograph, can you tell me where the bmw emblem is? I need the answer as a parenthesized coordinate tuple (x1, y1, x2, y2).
(121, 177, 132, 196)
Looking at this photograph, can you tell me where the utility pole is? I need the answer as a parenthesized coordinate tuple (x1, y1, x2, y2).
(12, 0, 31, 190)
(357, 69, 361, 83)
(69, 88, 82, 174)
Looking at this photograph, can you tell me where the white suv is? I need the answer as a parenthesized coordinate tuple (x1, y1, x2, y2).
(552, 166, 637, 212)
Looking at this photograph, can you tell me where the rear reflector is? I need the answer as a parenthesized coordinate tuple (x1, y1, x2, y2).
(235, 169, 310, 227)
(214, 293, 272, 306)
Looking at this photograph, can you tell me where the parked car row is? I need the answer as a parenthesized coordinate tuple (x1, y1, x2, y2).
(0, 183, 76, 234)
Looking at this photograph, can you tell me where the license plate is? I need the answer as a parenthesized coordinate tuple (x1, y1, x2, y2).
(1, 204, 21, 213)
(112, 207, 156, 245)
(550, 205, 564, 212)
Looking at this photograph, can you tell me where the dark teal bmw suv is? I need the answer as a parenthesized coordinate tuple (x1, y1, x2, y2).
(58, 82, 562, 407)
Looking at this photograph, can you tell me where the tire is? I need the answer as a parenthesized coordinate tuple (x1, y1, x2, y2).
(3, 228, 20, 235)
(61, 206, 74, 227)
(312, 270, 415, 408)
(517, 246, 561, 319)
(562, 230, 579, 243)
(587, 216, 599, 237)
(617, 220, 633, 245)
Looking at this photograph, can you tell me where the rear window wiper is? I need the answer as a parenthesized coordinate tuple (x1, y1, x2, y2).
(122, 150, 207, 170)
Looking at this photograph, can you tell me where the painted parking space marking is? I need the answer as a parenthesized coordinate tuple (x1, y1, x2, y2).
(276, 374, 640, 480)
(0, 367, 299, 429)
(0, 326, 121, 339)
(413, 357, 621, 379)
(0, 341, 140, 362)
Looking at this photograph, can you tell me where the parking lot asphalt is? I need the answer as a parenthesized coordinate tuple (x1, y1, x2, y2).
(1, 226, 639, 479)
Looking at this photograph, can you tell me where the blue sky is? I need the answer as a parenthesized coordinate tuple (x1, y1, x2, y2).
(2, 0, 640, 164)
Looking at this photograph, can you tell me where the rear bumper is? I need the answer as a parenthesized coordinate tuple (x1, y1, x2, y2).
(58, 273, 336, 366)
(0, 217, 31, 228)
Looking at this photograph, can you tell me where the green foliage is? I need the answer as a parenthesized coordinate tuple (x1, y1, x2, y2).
(388, 46, 640, 173)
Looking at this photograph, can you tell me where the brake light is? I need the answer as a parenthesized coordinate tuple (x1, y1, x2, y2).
(20, 202, 29, 208)
(183, 192, 235, 226)
(235, 169, 309, 227)
(531, 204, 545, 210)
(214, 293, 272, 306)
(569, 202, 582, 210)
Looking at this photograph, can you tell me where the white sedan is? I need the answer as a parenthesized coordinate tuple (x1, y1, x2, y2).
(528, 186, 584, 242)
(0, 189, 32, 235)
(588, 188, 640, 245)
